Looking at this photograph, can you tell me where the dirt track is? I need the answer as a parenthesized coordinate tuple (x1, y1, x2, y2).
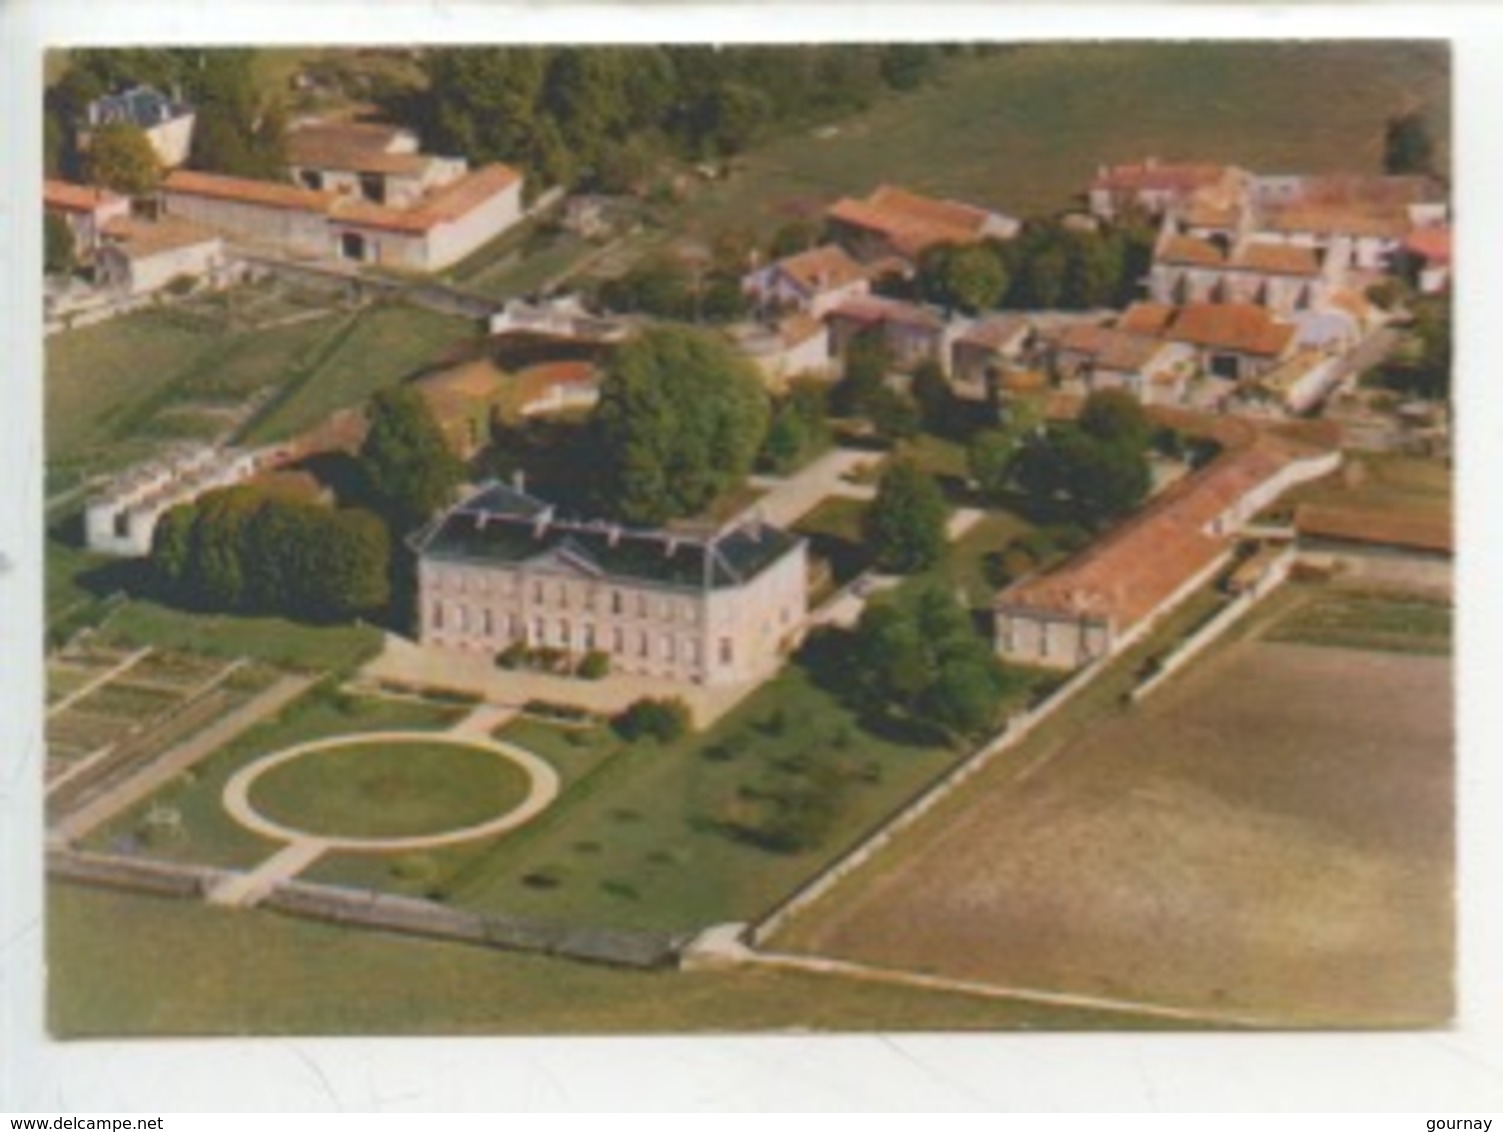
(777, 640, 1453, 1026)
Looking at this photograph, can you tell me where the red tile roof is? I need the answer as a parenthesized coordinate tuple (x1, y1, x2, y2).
(1265, 204, 1411, 240)
(331, 163, 522, 234)
(1158, 234, 1225, 267)
(164, 169, 337, 213)
(1162, 302, 1297, 357)
(286, 121, 428, 175)
(999, 434, 1322, 629)
(769, 244, 868, 293)
(1404, 226, 1452, 265)
(1117, 302, 1176, 336)
(826, 294, 944, 332)
(1058, 324, 1168, 373)
(1234, 241, 1322, 276)
(828, 184, 1009, 258)
(100, 216, 220, 259)
(44, 179, 126, 214)
(1295, 503, 1452, 555)
(1092, 160, 1231, 194)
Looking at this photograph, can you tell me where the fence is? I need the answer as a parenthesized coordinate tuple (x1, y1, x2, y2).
(746, 654, 1106, 948)
(47, 847, 233, 899)
(1128, 546, 1295, 703)
(263, 880, 682, 969)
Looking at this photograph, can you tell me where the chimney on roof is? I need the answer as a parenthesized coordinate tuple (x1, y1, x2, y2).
(533, 506, 554, 539)
(511, 469, 527, 495)
(608, 525, 622, 548)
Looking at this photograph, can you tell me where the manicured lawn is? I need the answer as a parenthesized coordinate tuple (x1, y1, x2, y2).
(249, 739, 535, 840)
(659, 42, 1448, 241)
(45, 308, 220, 472)
(45, 884, 1189, 1035)
(96, 600, 384, 673)
(1264, 587, 1451, 656)
(243, 301, 480, 443)
(311, 665, 968, 935)
(895, 433, 970, 487)
(82, 685, 468, 869)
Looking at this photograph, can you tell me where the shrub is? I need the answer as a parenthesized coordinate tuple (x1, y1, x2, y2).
(497, 641, 529, 670)
(164, 274, 199, 297)
(612, 696, 693, 743)
(577, 649, 611, 680)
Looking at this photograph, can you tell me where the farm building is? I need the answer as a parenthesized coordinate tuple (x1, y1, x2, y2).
(43, 179, 131, 261)
(85, 446, 263, 557)
(286, 119, 465, 208)
(1087, 158, 1248, 222)
(728, 315, 834, 390)
(825, 294, 952, 372)
(826, 184, 1019, 264)
(1121, 301, 1299, 382)
(412, 482, 809, 687)
(949, 315, 1034, 399)
(1053, 323, 1197, 406)
(159, 161, 524, 272)
(95, 216, 227, 296)
(742, 243, 872, 319)
(994, 431, 1340, 669)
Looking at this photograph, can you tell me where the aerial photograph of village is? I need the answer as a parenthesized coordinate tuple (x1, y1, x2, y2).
(38, 40, 1453, 1036)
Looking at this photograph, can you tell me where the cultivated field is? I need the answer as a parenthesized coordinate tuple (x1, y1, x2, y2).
(648, 42, 1450, 243)
(776, 597, 1453, 1026)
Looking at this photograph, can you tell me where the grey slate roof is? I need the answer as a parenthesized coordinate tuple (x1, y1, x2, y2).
(414, 482, 801, 593)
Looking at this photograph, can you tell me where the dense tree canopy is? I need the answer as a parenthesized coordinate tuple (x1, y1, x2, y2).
(413, 45, 957, 192)
(863, 460, 948, 573)
(188, 52, 289, 179)
(151, 488, 390, 621)
(359, 385, 466, 532)
(85, 122, 160, 195)
(591, 325, 770, 524)
(917, 242, 1009, 314)
(851, 583, 1016, 742)
(967, 395, 1045, 501)
(1013, 391, 1154, 525)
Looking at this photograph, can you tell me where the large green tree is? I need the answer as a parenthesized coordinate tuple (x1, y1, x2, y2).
(863, 460, 948, 573)
(360, 386, 466, 532)
(591, 325, 770, 524)
(852, 583, 1014, 742)
(85, 122, 160, 195)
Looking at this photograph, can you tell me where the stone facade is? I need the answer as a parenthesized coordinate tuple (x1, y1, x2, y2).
(413, 484, 809, 687)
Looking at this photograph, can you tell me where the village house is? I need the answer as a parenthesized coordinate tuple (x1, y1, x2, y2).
(994, 429, 1339, 669)
(411, 482, 809, 687)
(95, 216, 228, 296)
(159, 161, 525, 272)
(1399, 227, 1452, 294)
(1121, 301, 1298, 383)
(728, 315, 834, 391)
(488, 295, 632, 347)
(1248, 173, 1447, 272)
(1252, 350, 1345, 415)
(1147, 227, 1347, 317)
(824, 294, 952, 372)
(1053, 323, 1197, 406)
(741, 243, 871, 319)
(285, 119, 466, 208)
(949, 315, 1033, 400)
(826, 184, 1019, 264)
(1087, 158, 1248, 222)
(43, 179, 132, 262)
(82, 85, 196, 169)
(84, 445, 263, 557)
